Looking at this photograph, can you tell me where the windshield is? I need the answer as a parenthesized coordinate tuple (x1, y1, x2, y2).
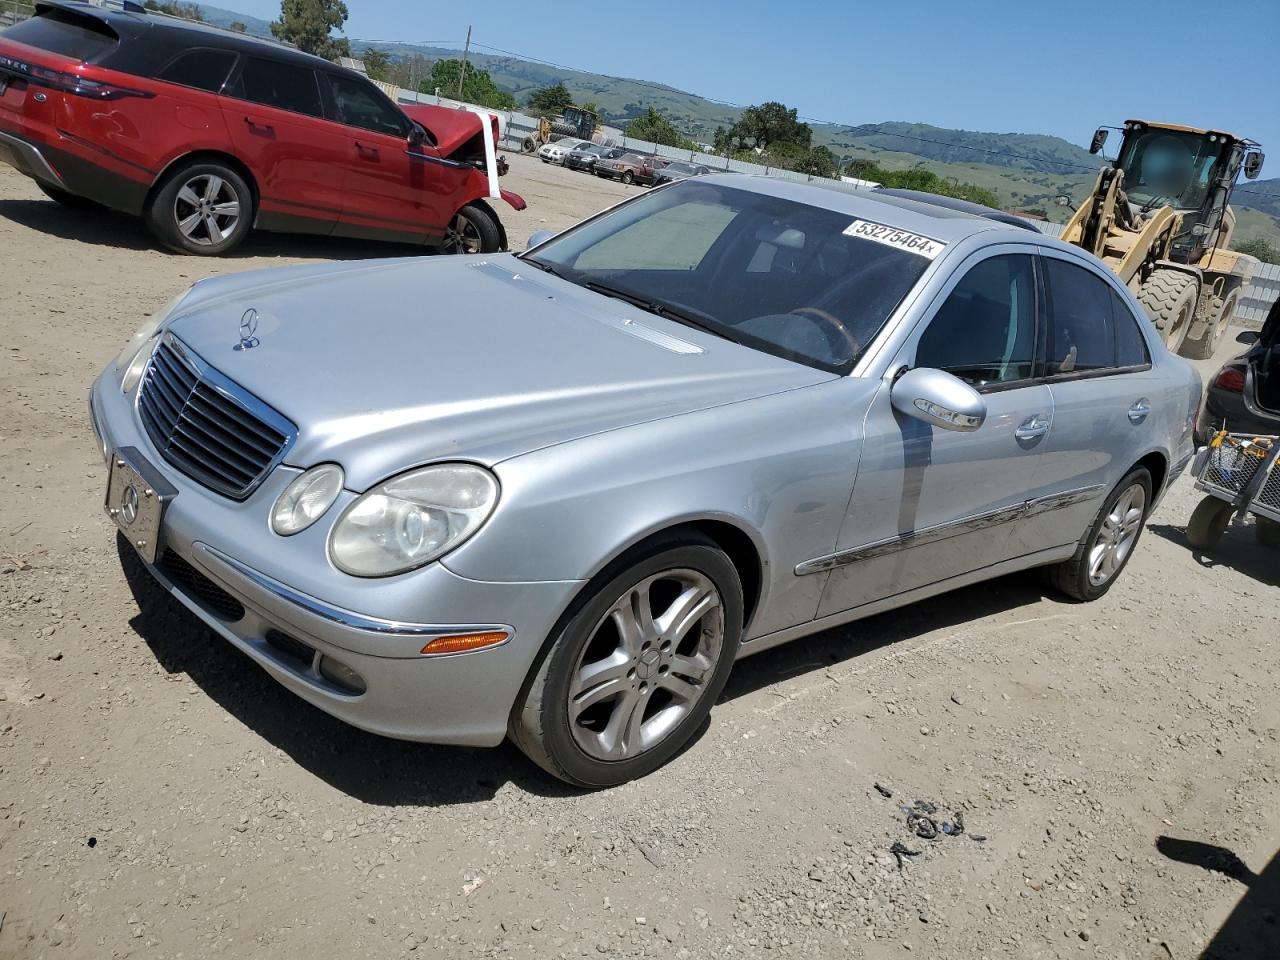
(521, 181, 935, 373)
(1117, 129, 1225, 210)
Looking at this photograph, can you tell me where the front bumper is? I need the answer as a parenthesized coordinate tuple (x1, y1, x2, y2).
(90, 373, 583, 746)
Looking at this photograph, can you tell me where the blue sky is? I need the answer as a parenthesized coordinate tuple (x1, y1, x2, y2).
(229, 0, 1280, 154)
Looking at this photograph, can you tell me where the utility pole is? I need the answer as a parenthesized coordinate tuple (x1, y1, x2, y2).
(457, 25, 471, 100)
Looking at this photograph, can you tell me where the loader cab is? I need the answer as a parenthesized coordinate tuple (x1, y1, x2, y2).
(1105, 120, 1263, 265)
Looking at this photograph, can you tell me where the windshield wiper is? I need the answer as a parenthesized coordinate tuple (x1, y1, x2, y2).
(582, 280, 725, 338)
(520, 255, 573, 281)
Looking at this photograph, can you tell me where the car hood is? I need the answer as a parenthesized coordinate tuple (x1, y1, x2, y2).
(164, 255, 832, 490)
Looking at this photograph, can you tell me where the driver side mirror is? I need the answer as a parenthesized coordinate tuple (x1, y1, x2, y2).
(1089, 128, 1109, 155)
(1236, 330, 1260, 345)
(891, 368, 986, 432)
(407, 123, 426, 147)
(526, 229, 556, 250)
(1244, 151, 1265, 180)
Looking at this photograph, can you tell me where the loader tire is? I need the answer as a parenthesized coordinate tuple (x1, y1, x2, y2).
(1182, 292, 1238, 360)
(1138, 268, 1198, 354)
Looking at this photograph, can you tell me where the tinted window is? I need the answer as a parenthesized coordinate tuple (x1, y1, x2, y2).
(916, 254, 1037, 387)
(229, 57, 322, 117)
(324, 73, 404, 135)
(1045, 258, 1122, 374)
(156, 49, 237, 93)
(1112, 290, 1151, 367)
(2, 10, 118, 62)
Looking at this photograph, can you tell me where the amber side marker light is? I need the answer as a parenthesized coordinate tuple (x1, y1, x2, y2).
(420, 631, 510, 656)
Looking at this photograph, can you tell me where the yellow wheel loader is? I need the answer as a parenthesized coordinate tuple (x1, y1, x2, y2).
(1061, 120, 1265, 358)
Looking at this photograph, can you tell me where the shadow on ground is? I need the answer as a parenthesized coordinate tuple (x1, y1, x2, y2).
(1157, 836, 1280, 958)
(1148, 521, 1280, 588)
(119, 534, 1054, 805)
(0, 197, 424, 260)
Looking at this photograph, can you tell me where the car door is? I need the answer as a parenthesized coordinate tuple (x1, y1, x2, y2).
(220, 56, 345, 235)
(1011, 252, 1160, 555)
(320, 71, 454, 243)
(817, 249, 1053, 618)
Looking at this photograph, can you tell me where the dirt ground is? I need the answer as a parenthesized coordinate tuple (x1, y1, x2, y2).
(1, 154, 1278, 960)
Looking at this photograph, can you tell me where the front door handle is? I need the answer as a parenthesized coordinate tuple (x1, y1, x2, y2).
(355, 141, 379, 159)
(1015, 414, 1051, 442)
(1128, 398, 1151, 424)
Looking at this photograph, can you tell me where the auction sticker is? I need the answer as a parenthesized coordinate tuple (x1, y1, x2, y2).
(843, 219, 945, 259)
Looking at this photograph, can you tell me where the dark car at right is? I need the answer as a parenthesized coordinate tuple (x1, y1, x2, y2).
(564, 143, 619, 173)
(1197, 297, 1280, 444)
(651, 160, 713, 186)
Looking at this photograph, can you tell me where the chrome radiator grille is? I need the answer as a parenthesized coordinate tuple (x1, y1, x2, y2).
(137, 335, 294, 500)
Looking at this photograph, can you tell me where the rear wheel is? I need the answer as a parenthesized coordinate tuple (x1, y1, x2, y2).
(510, 532, 743, 787)
(621, 170, 634, 185)
(438, 204, 501, 255)
(1043, 468, 1151, 601)
(145, 161, 253, 256)
(1186, 496, 1232, 550)
(38, 183, 99, 210)
(1256, 516, 1280, 548)
(1138, 268, 1199, 354)
(1183, 291, 1239, 360)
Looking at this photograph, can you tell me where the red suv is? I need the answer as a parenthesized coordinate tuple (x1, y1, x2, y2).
(0, 1, 525, 255)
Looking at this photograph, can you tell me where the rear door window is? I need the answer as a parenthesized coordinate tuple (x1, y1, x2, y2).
(1043, 258, 1122, 374)
(1, 9, 119, 62)
(227, 57, 323, 118)
(1111, 290, 1151, 368)
(156, 49, 238, 93)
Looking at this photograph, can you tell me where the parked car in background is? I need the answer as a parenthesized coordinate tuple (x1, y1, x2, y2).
(93, 176, 1199, 787)
(595, 151, 668, 185)
(1196, 297, 1280, 443)
(537, 138, 592, 165)
(651, 160, 713, 186)
(0, 1, 524, 255)
(564, 143, 618, 173)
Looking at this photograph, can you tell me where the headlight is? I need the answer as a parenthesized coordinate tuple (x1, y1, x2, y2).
(271, 464, 345, 536)
(329, 463, 499, 577)
(116, 289, 192, 393)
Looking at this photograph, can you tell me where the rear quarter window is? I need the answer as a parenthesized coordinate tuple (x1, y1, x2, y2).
(1, 9, 119, 62)
(155, 49, 238, 93)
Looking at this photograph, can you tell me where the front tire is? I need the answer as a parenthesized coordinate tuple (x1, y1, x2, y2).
(1043, 468, 1151, 601)
(438, 203, 501, 255)
(1182, 292, 1239, 360)
(621, 170, 634, 185)
(510, 532, 743, 788)
(1138, 268, 1199, 354)
(145, 161, 253, 256)
(1257, 517, 1280, 548)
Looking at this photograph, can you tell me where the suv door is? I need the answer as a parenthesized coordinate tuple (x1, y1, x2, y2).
(1011, 252, 1158, 557)
(817, 249, 1053, 618)
(320, 71, 451, 243)
(220, 56, 346, 235)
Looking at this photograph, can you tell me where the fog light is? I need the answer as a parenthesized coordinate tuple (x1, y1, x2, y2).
(420, 631, 509, 656)
(318, 655, 366, 695)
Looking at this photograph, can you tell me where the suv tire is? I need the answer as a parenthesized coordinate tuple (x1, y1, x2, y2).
(145, 161, 254, 256)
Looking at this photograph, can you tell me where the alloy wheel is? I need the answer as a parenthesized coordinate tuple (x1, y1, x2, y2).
(568, 569, 724, 761)
(442, 212, 483, 254)
(1088, 483, 1146, 586)
(173, 174, 241, 247)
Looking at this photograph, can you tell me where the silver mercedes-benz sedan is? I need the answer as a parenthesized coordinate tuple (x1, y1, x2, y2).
(91, 176, 1201, 786)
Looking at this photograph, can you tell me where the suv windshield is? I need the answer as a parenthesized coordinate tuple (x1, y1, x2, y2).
(1117, 129, 1224, 211)
(522, 181, 934, 373)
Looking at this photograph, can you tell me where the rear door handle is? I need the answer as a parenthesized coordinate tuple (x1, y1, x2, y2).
(1128, 398, 1151, 424)
(244, 116, 274, 134)
(1015, 414, 1051, 442)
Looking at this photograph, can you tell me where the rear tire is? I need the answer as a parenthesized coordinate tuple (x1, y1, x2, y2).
(1186, 496, 1232, 550)
(1043, 468, 1151, 601)
(1183, 292, 1238, 360)
(1256, 516, 1280, 548)
(145, 161, 253, 256)
(437, 203, 501, 255)
(510, 532, 743, 788)
(38, 183, 99, 210)
(1138, 268, 1199, 354)
(621, 170, 634, 185)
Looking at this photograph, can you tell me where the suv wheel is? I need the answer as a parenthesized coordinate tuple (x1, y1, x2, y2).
(510, 532, 743, 787)
(439, 204, 501, 255)
(146, 162, 253, 256)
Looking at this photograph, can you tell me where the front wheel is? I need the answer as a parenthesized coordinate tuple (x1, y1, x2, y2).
(621, 170, 634, 185)
(510, 532, 743, 787)
(1138, 268, 1198, 354)
(145, 161, 253, 255)
(438, 203, 501, 255)
(1043, 468, 1151, 601)
(1254, 516, 1280, 548)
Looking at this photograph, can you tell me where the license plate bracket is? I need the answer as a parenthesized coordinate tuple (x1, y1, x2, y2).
(104, 447, 177, 564)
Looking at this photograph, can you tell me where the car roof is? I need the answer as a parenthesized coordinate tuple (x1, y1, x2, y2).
(696, 174, 1014, 245)
(36, 0, 340, 72)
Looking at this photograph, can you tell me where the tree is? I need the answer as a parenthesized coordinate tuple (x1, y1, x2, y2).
(422, 59, 515, 110)
(580, 101, 600, 119)
(361, 47, 391, 82)
(271, 0, 349, 61)
(626, 108, 695, 150)
(526, 83, 573, 117)
(849, 161, 1001, 208)
(1234, 236, 1280, 265)
(716, 101, 812, 154)
(228, 20, 248, 32)
(143, 1, 204, 20)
